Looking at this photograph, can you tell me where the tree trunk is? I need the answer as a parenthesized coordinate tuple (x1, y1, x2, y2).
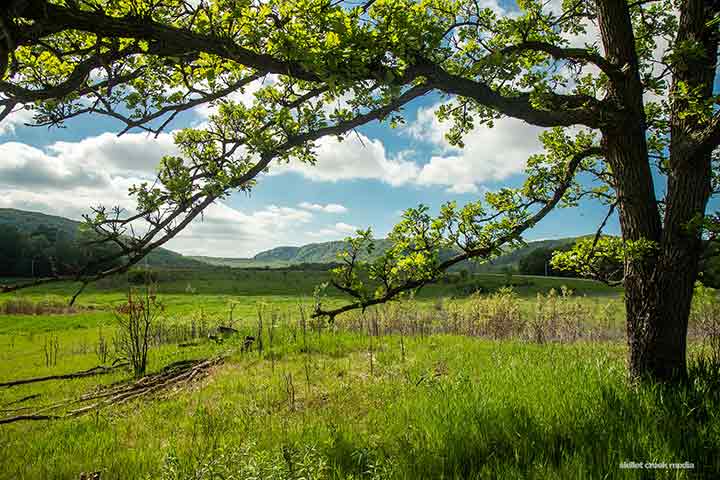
(624, 261, 694, 381)
(597, 0, 717, 382)
(622, 143, 710, 382)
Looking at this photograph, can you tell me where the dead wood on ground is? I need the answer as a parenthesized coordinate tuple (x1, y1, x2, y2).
(0, 357, 223, 425)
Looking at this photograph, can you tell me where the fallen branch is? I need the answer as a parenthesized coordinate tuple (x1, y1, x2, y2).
(0, 414, 61, 424)
(0, 357, 224, 425)
(0, 363, 129, 388)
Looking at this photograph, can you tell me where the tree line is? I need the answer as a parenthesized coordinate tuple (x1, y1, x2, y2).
(0, 224, 119, 278)
(519, 242, 720, 291)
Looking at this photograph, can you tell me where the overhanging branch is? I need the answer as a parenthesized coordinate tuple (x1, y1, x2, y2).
(412, 59, 609, 128)
(0, 83, 433, 297)
(313, 145, 605, 320)
(499, 41, 624, 81)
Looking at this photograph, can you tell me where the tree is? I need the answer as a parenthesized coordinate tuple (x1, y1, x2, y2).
(1, 0, 718, 382)
(518, 246, 576, 277)
(0, 225, 26, 275)
(700, 240, 720, 288)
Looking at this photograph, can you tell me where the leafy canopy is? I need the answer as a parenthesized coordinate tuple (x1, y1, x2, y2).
(2, 0, 717, 317)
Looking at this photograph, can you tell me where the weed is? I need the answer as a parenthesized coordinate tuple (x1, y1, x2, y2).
(114, 286, 164, 377)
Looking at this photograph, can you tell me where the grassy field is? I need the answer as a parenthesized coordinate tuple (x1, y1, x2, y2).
(1, 270, 718, 479)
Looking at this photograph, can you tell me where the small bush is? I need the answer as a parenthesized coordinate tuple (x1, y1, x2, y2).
(526, 287, 591, 343)
(453, 287, 524, 338)
(114, 287, 164, 377)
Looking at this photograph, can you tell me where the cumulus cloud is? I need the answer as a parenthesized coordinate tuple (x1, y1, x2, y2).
(165, 202, 315, 256)
(270, 132, 420, 186)
(47, 132, 177, 174)
(0, 132, 176, 192)
(0, 174, 321, 257)
(0, 179, 138, 222)
(0, 107, 35, 137)
(406, 105, 544, 193)
(308, 222, 360, 239)
(298, 202, 348, 213)
(0, 142, 111, 188)
(267, 107, 543, 194)
(0, 131, 326, 257)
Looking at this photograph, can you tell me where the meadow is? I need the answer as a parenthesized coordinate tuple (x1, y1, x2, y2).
(1, 269, 719, 479)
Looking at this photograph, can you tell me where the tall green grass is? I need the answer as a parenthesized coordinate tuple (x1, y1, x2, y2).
(1, 278, 717, 479)
(2, 336, 718, 479)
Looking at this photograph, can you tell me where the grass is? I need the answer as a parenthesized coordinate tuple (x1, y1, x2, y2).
(0, 270, 716, 479)
(1, 267, 622, 299)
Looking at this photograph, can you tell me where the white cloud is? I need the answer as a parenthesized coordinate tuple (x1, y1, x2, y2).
(0, 131, 324, 257)
(334, 222, 358, 233)
(47, 132, 177, 174)
(0, 173, 318, 256)
(0, 132, 176, 192)
(298, 202, 348, 213)
(268, 106, 543, 193)
(0, 179, 138, 222)
(408, 105, 544, 193)
(0, 106, 35, 137)
(165, 202, 314, 256)
(308, 222, 360, 239)
(270, 132, 421, 186)
(0, 142, 111, 188)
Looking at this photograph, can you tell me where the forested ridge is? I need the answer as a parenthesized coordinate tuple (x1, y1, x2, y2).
(0, 208, 203, 277)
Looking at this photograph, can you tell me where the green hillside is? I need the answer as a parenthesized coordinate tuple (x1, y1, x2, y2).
(0, 208, 205, 271)
(474, 237, 583, 272)
(192, 236, 582, 272)
(254, 239, 395, 263)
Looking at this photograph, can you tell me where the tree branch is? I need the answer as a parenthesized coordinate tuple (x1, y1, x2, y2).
(1, 83, 433, 296)
(499, 41, 624, 81)
(313, 146, 604, 320)
(17, 0, 322, 82)
(412, 59, 610, 128)
(8, 0, 613, 133)
(694, 112, 720, 158)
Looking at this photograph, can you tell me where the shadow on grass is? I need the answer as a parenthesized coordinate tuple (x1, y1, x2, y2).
(317, 358, 720, 479)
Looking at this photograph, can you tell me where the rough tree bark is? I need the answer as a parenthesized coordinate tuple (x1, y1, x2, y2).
(598, 0, 718, 381)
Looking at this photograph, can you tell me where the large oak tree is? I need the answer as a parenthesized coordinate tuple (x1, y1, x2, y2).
(1, 0, 719, 382)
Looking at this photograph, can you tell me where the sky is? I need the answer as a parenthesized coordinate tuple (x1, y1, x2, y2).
(0, 0, 682, 259)
(0, 88, 623, 258)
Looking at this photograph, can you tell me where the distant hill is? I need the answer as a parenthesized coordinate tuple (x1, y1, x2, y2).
(190, 239, 392, 269)
(254, 239, 395, 264)
(0, 208, 205, 270)
(193, 236, 583, 272)
(476, 237, 585, 272)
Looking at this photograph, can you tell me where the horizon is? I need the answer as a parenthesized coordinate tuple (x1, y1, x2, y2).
(0, 205, 595, 260)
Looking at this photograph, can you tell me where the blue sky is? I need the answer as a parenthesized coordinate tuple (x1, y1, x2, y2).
(0, 86, 622, 257)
